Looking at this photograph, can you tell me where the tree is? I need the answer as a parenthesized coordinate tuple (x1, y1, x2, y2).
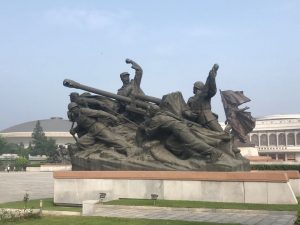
(31, 121, 57, 156)
(14, 157, 29, 170)
(19, 142, 30, 159)
(0, 136, 7, 154)
(0, 136, 23, 155)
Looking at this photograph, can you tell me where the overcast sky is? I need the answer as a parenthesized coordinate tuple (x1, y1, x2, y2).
(0, 0, 299, 130)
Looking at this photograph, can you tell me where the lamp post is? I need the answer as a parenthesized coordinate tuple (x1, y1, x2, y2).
(99, 192, 106, 204)
(151, 194, 158, 206)
(23, 191, 29, 209)
(39, 200, 43, 215)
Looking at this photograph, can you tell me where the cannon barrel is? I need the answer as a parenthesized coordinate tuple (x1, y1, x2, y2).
(63, 79, 160, 110)
(134, 94, 161, 105)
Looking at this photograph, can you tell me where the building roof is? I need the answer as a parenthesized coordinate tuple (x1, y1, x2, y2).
(0, 117, 72, 133)
(257, 114, 300, 121)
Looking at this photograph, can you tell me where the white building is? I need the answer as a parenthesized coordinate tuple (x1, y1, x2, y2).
(0, 117, 75, 148)
(249, 114, 300, 161)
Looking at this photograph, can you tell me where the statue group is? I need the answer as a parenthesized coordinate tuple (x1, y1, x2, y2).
(64, 59, 255, 171)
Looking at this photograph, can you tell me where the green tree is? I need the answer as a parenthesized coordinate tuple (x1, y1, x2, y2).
(14, 157, 29, 170)
(0, 136, 22, 154)
(19, 142, 30, 159)
(31, 121, 57, 156)
(0, 136, 28, 158)
(0, 135, 7, 154)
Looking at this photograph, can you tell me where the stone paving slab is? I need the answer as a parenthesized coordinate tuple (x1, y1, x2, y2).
(94, 206, 297, 225)
(0, 172, 53, 203)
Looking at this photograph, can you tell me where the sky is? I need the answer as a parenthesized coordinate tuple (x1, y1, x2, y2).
(0, 0, 299, 130)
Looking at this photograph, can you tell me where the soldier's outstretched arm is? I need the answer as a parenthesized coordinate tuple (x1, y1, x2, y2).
(205, 64, 219, 98)
(126, 58, 143, 88)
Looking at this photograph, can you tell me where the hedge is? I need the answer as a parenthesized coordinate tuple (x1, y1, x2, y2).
(251, 164, 300, 171)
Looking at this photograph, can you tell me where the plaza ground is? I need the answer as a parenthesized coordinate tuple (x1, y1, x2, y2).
(0, 172, 297, 224)
(0, 172, 53, 203)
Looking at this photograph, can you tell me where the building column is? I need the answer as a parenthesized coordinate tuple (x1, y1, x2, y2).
(267, 133, 270, 146)
(276, 132, 279, 147)
(285, 132, 288, 146)
(258, 133, 261, 146)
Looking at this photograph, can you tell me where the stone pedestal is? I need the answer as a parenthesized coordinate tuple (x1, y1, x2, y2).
(54, 171, 298, 205)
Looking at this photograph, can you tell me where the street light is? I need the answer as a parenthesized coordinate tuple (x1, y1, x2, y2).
(99, 192, 106, 204)
(151, 194, 158, 205)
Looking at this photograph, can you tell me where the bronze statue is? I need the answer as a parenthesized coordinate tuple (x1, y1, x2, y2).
(63, 60, 251, 171)
(143, 92, 231, 163)
(68, 102, 139, 157)
(185, 64, 223, 132)
(220, 90, 256, 143)
(117, 58, 144, 97)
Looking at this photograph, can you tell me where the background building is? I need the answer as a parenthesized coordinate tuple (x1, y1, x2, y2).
(0, 117, 74, 148)
(249, 114, 300, 161)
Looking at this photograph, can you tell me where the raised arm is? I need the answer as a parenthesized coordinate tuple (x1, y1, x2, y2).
(205, 64, 219, 98)
(126, 58, 143, 88)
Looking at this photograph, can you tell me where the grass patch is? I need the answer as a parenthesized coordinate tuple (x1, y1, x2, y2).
(0, 198, 81, 212)
(8, 216, 240, 225)
(105, 198, 300, 212)
(1, 197, 300, 212)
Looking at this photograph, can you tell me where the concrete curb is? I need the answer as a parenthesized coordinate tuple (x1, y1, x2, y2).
(2, 206, 297, 217)
(43, 210, 81, 216)
(0, 209, 81, 216)
(99, 204, 297, 216)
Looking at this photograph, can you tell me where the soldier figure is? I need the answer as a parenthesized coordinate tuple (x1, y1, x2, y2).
(117, 58, 145, 97)
(117, 59, 146, 122)
(69, 92, 116, 112)
(186, 64, 223, 132)
(67, 102, 139, 157)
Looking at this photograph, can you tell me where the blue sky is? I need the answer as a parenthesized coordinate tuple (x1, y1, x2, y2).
(0, 0, 299, 130)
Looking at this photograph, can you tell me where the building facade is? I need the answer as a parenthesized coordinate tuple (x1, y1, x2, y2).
(249, 114, 300, 161)
(0, 117, 75, 148)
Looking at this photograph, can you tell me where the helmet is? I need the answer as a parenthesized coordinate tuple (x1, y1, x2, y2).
(120, 72, 130, 79)
(68, 102, 79, 111)
(193, 81, 204, 90)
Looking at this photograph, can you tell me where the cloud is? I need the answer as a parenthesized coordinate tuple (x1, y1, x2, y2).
(44, 8, 131, 31)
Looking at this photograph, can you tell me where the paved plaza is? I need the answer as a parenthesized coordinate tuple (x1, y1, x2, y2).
(0, 171, 297, 224)
(94, 206, 296, 225)
(0, 172, 53, 203)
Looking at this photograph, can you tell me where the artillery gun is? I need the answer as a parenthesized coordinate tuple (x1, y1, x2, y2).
(63, 79, 161, 113)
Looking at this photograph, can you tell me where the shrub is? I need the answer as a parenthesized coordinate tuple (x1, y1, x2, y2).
(251, 164, 300, 171)
(0, 208, 39, 224)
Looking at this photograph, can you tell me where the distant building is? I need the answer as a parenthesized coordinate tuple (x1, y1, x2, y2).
(0, 117, 75, 148)
(249, 114, 300, 161)
(28, 154, 48, 163)
(0, 154, 19, 160)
